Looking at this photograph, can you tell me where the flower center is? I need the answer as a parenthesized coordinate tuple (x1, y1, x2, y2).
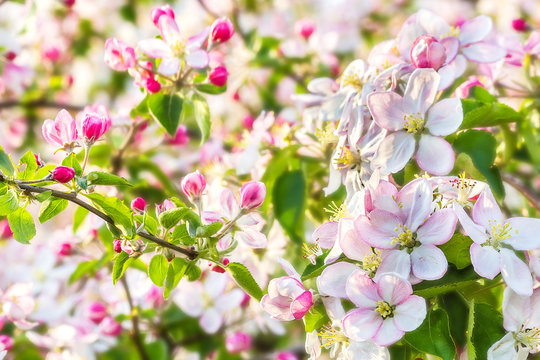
(334, 147, 359, 170)
(515, 327, 540, 352)
(315, 123, 338, 146)
(324, 201, 349, 222)
(362, 249, 382, 277)
(339, 74, 363, 91)
(318, 325, 349, 349)
(486, 220, 517, 248)
(450, 172, 477, 205)
(375, 301, 395, 319)
(403, 113, 425, 134)
(171, 38, 186, 57)
(392, 224, 418, 249)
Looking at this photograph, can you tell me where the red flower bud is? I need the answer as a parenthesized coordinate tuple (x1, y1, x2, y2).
(211, 17, 234, 43)
(86, 302, 107, 324)
(512, 18, 528, 32)
(145, 78, 161, 94)
(181, 171, 206, 200)
(294, 18, 315, 39)
(113, 239, 123, 253)
(208, 66, 228, 87)
(239, 181, 266, 211)
(131, 197, 146, 212)
(52, 166, 75, 183)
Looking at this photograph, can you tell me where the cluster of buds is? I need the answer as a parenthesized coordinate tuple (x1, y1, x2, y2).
(114, 239, 146, 257)
(104, 5, 235, 94)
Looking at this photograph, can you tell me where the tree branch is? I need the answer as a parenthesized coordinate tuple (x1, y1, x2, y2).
(0, 99, 85, 112)
(12, 181, 198, 259)
(120, 277, 150, 360)
(501, 172, 540, 212)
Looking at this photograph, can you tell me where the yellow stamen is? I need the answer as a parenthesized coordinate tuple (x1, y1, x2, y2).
(318, 324, 349, 349)
(315, 123, 338, 146)
(375, 301, 395, 319)
(362, 249, 382, 277)
(339, 74, 363, 91)
(391, 224, 417, 248)
(334, 147, 357, 170)
(403, 113, 425, 134)
(324, 202, 349, 222)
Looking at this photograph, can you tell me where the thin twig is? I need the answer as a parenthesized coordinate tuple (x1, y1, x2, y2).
(501, 172, 540, 212)
(10, 181, 198, 259)
(0, 99, 85, 112)
(120, 277, 150, 360)
(196, 0, 219, 18)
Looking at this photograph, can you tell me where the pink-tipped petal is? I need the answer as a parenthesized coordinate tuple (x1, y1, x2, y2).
(472, 188, 504, 229)
(312, 221, 338, 249)
(367, 92, 405, 131)
(453, 204, 487, 244)
(372, 319, 405, 346)
(343, 309, 383, 341)
(393, 295, 427, 331)
(317, 262, 358, 298)
(356, 211, 401, 249)
(291, 291, 313, 319)
(340, 218, 372, 261)
(470, 242, 500, 279)
(416, 208, 457, 245)
(403, 178, 433, 233)
(505, 218, 540, 250)
(377, 273, 413, 305)
(402, 68, 440, 115)
(416, 135, 455, 175)
(138, 38, 172, 58)
(459, 16, 492, 45)
(346, 270, 381, 308)
(376, 250, 411, 281)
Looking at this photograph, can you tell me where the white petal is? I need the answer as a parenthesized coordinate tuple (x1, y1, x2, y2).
(372, 318, 404, 346)
(373, 131, 416, 175)
(377, 273, 413, 305)
(393, 295, 427, 331)
(158, 57, 181, 76)
(367, 92, 405, 131)
(487, 333, 519, 360)
(453, 203, 488, 244)
(462, 42, 506, 64)
(459, 16, 492, 45)
(343, 309, 382, 341)
(403, 68, 440, 115)
(137, 38, 172, 58)
(317, 262, 358, 298)
(416, 135, 455, 175)
(200, 307, 223, 334)
(340, 217, 372, 261)
(346, 270, 380, 308)
(426, 98, 463, 136)
(411, 245, 448, 280)
(186, 50, 209, 68)
(416, 208, 457, 245)
(470, 243, 500, 279)
(376, 250, 411, 281)
(500, 248, 533, 296)
(472, 188, 504, 229)
(506, 218, 540, 250)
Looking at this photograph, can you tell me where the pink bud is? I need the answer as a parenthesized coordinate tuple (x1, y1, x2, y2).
(86, 302, 107, 324)
(0, 219, 12, 239)
(0, 315, 6, 331)
(294, 19, 315, 39)
(64, 0, 75, 7)
(211, 17, 234, 43)
(113, 239, 123, 253)
(410, 35, 447, 71)
(145, 285, 165, 307)
(211, 265, 226, 273)
(239, 181, 266, 211)
(52, 166, 75, 183)
(208, 66, 228, 87)
(34, 154, 44, 168)
(454, 76, 485, 98)
(225, 332, 252, 353)
(145, 77, 161, 94)
(151, 5, 175, 26)
(57, 243, 72, 256)
(276, 352, 298, 360)
(5, 51, 16, 61)
(99, 316, 122, 336)
(104, 38, 136, 72)
(167, 125, 190, 146)
(512, 18, 528, 32)
(0, 335, 13, 351)
(156, 199, 175, 215)
(222, 258, 230, 266)
(82, 112, 110, 143)
(131, 197, 146, 212)
(243, 115, 255, 130)
(181, 171, 206, 200)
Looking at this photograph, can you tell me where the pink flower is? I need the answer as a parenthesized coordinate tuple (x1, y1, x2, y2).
(85, 302, 107, 324)
(56, 242, 72, 256)
(410, 35, 447, 71)
(211, 17, 234, 43)
(456, 15, 506, 63)
(131, 197, 146, 212)
(454, 188, 540, 296)
(145, 77, 162, 94)
(276, 352, 298, 360)
(355, 179, 456, 281)
(239, 181, 266, 211)
(167, 125, 189, 145)
(369, 68, 462, 175)
(261, 259, 313, 321)
(104, 38, 136, 71)
(81, 112, 110, 144)
(138, 16, 210, 74)
(151, 5, 175, 25)
(208, 66, 228, 87)
(51, 166, 75, 183)
(0, 220, 12, 239)
(156, 199, 175, 215)
(454, 76, 485, 98)
(225, 332, 252, 353)
(1, 283, 37, 330)
(113, 239, 123, 253)
(99, 316, 122, 337)
(42, 109, 79, 152)
(342, 272, 426, 346)
(294, 18, 315, 39)
(0, 336, 13, 351)
(181, 170, 206, 200)
(512, 18, 528, 32)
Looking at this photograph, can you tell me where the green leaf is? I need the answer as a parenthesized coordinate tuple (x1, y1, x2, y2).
(144, 340, 168, 360)
(453, 130, 505, 198)
(8, 207, 36, 244)
(0, 145, 15, 176)
(86, 193, 136, 238)
(273, 170, 306, 244)
(148, 93, 183, 136)
(164, 257, 189, 299)
(0, 188, 19, 216)
(195, 222, 223, 237)
(17, 151, 38, 180)
(68, 253, 111, 284)
(413, 265, 479, 298)
(404, 308, 456, 360)
(171, 223, 195, 245)
(61, 153, 83, 176)
(112, 252, 132, 285)
(301, 251, 332, 281)
(439, 233, 473, 270)
(87, 171, 131, 187)
(148, 255, 168, 287)
(35, 190, 52, 202)
(134, 214, 158, 235)
(226, 262, 263, 301)
(192, 94, 211, 144)
(467, 301, 505, 360)
(130, 95, 149, 119)
(39, 197, 68, 223)
(196, 83, 227, 95)
(73, 206, 89, 233)
(439, 292, 469, 347)
(158, 207, 200, 230)
(304, 303, 330, 332)
(460, 99, 522, 130)
(470, 86, 496, 103)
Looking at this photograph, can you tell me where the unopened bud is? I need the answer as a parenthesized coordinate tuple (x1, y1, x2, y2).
(52, 166, 75, 183)
(239, 181, 266, 211)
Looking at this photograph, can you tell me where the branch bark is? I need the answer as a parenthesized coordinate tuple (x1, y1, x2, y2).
(0, 99, 85, 112)
(501, 172, 540, 212)
(12, 182, 198, 259)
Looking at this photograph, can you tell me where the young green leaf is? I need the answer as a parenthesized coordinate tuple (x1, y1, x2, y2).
(148, 254, 168, 287)
(192, 94, 211, 144)
(0, 188, 19, 216)
(273, 170, 306, 244)
(39, 197, 69, 223)
(17, 151, 38, 180)
(61, 153, 83, 176)
(112, 251, 132, 285)
(73, 206, 89, 233)
(87, 171, 131, 187)
(148, 93, 183, 136)
(86, 193, 136, 238)
(164, 257, 189, 299)
(8, 207, 36, 244)
(304, 303, 330, 332)
(467, 301, 505, 360)
(0, 145, 15, 176)
(196, 83, 227, 95)
(226, 262, 264, 301)
(438, 233, 473, 270)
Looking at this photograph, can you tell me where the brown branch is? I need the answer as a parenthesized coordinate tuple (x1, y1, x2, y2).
(0, 99, 85, 112)
(501, 172, 540, 212)
(12, 182, 198, 259)
(121, 277, 150, 360)
(111, 121, 141, 174)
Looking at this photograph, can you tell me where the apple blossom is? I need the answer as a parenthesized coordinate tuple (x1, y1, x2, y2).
(225, 332, 252, 353)
(151, 5, 175, 25)
(131, 197, 146, 212)
(99, 316, 122, 336)
(42, 109, 79, 153)
(454, 188, 540, 296)
(410, 35, 447, 71)
(104, 38, 136, 71)
(85, 302, 107, 324)
(81, 112, 110, 144)
(181, 170, 206, 200)
(343, 272, 426, 346)
(239, 181, 266, 211)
